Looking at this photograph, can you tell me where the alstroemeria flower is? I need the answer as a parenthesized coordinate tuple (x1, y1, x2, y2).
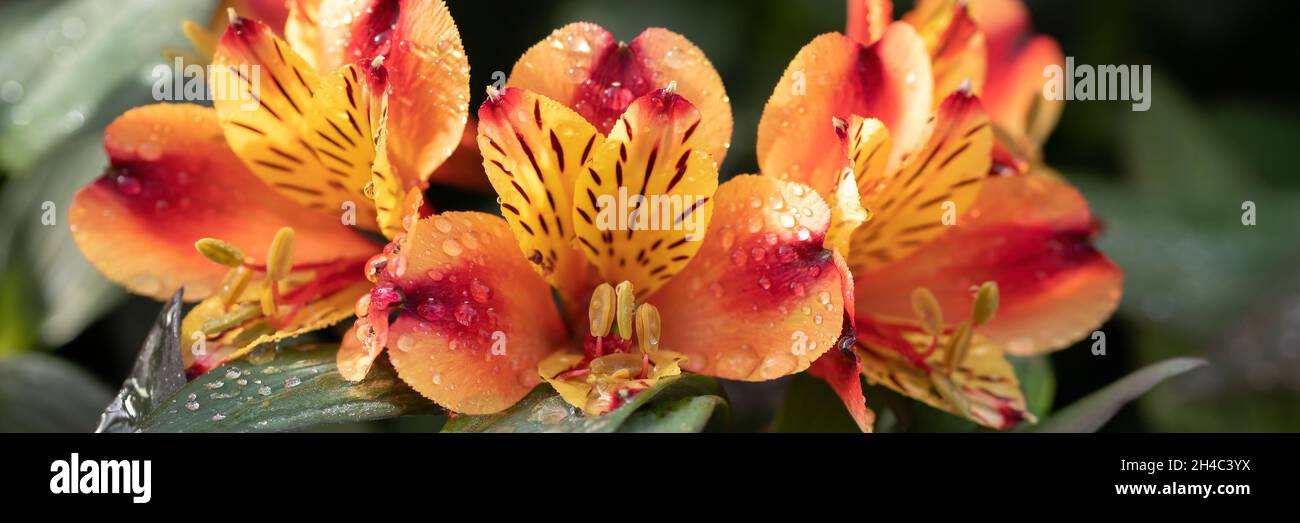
(340, 24, 853, 417)
(847, 0, 1066, 174)
(758, 4, 1122, 430)
(70, 0, 471, 375)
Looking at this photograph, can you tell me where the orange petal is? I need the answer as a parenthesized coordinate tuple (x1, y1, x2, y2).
(846, 89, 993, 272)
(856, 317, 1032, 429)
(69, 104, 376, 301)
(845, 0, 894, 46)
(757, 24, 932, 199)
(853, 174, 1122, 356)
(363, 0, 471, 186)
(509, 23, 733, 165)
(376, 212, 566, 414)
(572, 88, 718, 299)
(477, 87, 601, 310)
(651, 175, 849, 381)
(337, 321, 380, 381)
(969, 0, 1063, 155)
(808, 347, 875, 432)
(211, 16, 380, 230)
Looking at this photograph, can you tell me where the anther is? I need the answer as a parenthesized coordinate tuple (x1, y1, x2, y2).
(196, 238, 247, 267)
(218, 266, 253, 309)
(635, 303, 661, 354)
(226, 7, 238, 25)
(588, 283, 615, 337)
(664, 80, 678, 94)
(614, 281, 636, 340)
(911, 287, 944, 338)
(485, 85, 502, 102)
(370, 54, 385, 70)
(971, 281, 998, 326)
(266, 227, 296, 282)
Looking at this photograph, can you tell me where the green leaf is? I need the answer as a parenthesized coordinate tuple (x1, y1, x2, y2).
(1034, 357, 1207, 433)
(139, 344, 441, 433)
(1012, 355, 1055, 421)
(618, 395, 728, 433)
(769, 373, 862, 433)
(0, 352, 113, 432)
(0, 0, 218, 173)
(1, 132, 125, 347)
(442, 374, 727, 433)
(97, 290, 187, 433)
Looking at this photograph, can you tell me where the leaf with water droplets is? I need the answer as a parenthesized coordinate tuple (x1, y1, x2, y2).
(139, 343, 440, 432)
(96, 290, 186, 433)
(441, 375, 727, 433)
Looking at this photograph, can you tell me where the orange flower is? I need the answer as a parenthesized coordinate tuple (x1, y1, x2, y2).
(340, 24, 854, 417)
(70, 0, 471, 375)
(846, 0, 1066, 173)
(759, 1, 1122, 429)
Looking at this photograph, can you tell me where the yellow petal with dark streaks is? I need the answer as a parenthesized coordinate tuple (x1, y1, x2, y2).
(855, 318, 1032, 430)
(477, 87, 601, 307)
(572, 87, 718, 300)
(211, 16, 377, 230)
(847, 90, 992, 273)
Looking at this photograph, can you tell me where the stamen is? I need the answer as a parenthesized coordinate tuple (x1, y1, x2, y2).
(588, 282, 616, 337)
(911, 287, 944, 338)
(485, 85, 502, 102)
(226, 7, 237, 25)
(218, 266, 253, 309)
(370, 54, 386, 70)
(614, 281, 635, 340)
(266, 227, 296, 282)
(202, 303, 260, 336)
(971, 281, 999, 326)
(230, 320, 274, 348)
(664, 80, 678, 94)
(943, 322, 974, 373)
(260, 285, 279, 318)
(196, 238, 247, 267)
(634, 303, 661, 354)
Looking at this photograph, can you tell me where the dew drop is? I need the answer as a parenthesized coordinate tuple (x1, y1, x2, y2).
(442, 238, 463, 256)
